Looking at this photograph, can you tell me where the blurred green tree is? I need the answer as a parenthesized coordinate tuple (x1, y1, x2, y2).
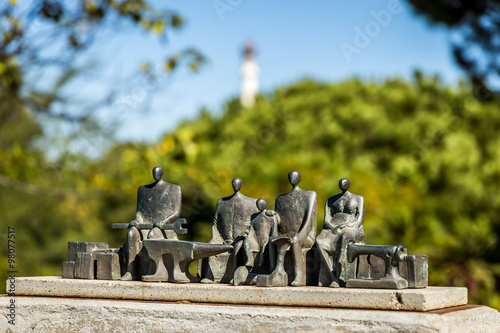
(92, 74, 499, 308)
(1, 0, 499, 313)
(2, 69, 500, 309)
(0, 0, 204, 288)
(406, 0, 500, 94)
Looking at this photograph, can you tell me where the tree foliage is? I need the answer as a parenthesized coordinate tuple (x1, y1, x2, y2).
(0, 0, 205, 290)
(0, 0, 204, 145)
(2, 0, 500, 311)
(3, 74, 499, 309)
(406, 0, 500, 93)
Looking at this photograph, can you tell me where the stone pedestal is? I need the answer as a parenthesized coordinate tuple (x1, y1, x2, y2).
(13, 276, 466, 311)
(2, 296, 499, 332)
(3, 276, 500, 332)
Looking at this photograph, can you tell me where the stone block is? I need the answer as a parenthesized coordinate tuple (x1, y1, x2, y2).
(256, 270, 287, 287)
(402, 254, 429, 288)
(96, 253, 121, 280)
(356, 254, 429, 288)
(68, 241, 109, 262)
(61, 261, 75, 279)
(74, 252, 97, 279)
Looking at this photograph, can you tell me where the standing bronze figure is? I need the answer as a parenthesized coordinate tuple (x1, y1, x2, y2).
(233, 198, 279, 285)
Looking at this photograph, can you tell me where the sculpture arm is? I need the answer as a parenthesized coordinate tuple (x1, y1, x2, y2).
(354, 195, 365, 228)
(209, 200, 225, 244)
(271, 213, 279, 238)
(243, 226, 255, 247)
(293, 192, 317, 244)
(210, 217, 224, 244)
(260, 241, 268, 254)
(160, 215, 180, 225)
(159, 186, 182, 224)
(132, 212, 144, 225)
(323, 199, 334, 230)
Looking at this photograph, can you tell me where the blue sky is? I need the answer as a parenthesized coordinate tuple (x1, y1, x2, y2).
(82, 0, 463, 143)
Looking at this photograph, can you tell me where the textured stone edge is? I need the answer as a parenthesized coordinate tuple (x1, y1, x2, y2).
(12, 276, 468, 311)
(2, 296, 499, 333)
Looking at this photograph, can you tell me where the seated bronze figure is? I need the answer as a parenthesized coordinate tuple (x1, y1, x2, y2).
(257, 171, 317, 287)
(121, 166, 182, 281)
(316, 178, 365, 287)
(199, 177, 259, 283)
(62, 167, 428, 290)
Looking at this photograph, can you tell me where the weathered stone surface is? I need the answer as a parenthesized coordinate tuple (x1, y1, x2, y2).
(13, 276, 467, 311)
(1, 296, 499, 333)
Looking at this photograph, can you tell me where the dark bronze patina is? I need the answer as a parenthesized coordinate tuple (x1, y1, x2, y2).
(233, 198, 278, 285)
(120, 166, 182, 281)
(200, 177, 260, 284)
(257, 171, 317, 287)
(316, 178, 366, 287)
(62, 169, 428, 290)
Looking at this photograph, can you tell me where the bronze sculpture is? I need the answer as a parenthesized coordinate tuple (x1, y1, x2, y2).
(257, 171, 317, 287)
(233, 198, 278, 285)
(316, 178, 365, 287)
(243, 199, 278, 268)
(62, 167, 428, 290)
(141, 239, 233, 283)
(199, 177, 260, 283)
(120, 166, 182, 281)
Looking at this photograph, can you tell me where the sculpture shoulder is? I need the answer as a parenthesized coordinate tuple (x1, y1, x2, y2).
(138, 181, 180, 193)
(238, 194, 260, 214)
(304, 189, 318, 199)
(299, 189, 318, 203)
(167, 183, 182, 194)
(137, 184, 152, 197)
(265, 210, 277, 217)
(160, 181, 180, 190)
(215, 198, 224, 209)
(275, 192, 288, 201)
(326, 193, 343, 206)
(239, 193, 258, 204)
(220, 193, 234, 202)
(350, 193, 364, 203)
(220, 193, 257, 207)
(157, 182, 181, 199)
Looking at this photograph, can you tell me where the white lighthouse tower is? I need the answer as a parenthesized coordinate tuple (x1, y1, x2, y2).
(240, 44, 259, 108)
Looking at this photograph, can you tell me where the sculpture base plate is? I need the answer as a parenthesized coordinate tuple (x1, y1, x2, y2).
(346, 276, 409, 289)
(12, 276, 468, 312)
(256, 271, 288, 287)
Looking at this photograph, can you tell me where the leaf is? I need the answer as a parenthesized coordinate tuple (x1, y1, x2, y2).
(165, 58, 177, 72)
(0, 62, 7, 75)
(153, 21, 165, 35)
(188, 62, 198, 72)
(171, 15, 184, 28)
(140, 62, 150, 72)
(68, 34, 80, 48)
